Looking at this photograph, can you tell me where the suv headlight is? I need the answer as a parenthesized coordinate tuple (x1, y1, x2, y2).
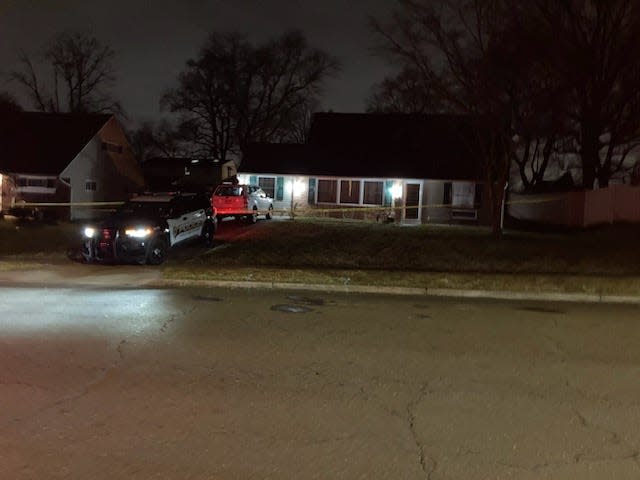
(83, 227, 96, 238)
(125, 227, 153, 238)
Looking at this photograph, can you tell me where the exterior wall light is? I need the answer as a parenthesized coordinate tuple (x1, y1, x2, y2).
(285, 178, 306, 196)
(390, 183, 403, 200)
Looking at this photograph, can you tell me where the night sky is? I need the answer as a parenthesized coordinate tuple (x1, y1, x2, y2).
(0, 0, 395, 124)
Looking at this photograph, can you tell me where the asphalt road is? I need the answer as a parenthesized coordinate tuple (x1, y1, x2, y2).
(1, 285, 640, 479)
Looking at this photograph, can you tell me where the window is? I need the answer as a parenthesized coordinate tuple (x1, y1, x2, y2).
(102, 142, 123, 154)
(339, 180, 360, 204)
(452, 182, 475, 208)
(317, 179, 337, 203)
(85, 180, 97, 191)
(363, 181, 384, 205)
(27, 178, 47, 187)
(17, 178, 27, 187)
(258, 177, 275, 198)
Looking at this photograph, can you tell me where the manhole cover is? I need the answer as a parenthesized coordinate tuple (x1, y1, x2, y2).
(271, 304, 314, 313)
(192, 295, 223, 302)
(286, 295, 325, 306)
(516, 306, 565, 314)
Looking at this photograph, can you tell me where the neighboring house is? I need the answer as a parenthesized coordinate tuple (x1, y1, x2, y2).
(142, 157, 237, 192)
(0, 112, 144, 220)
(239, 113, 489, 225)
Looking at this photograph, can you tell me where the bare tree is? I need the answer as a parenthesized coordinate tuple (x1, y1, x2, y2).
(162, 30, 339, 162)
(11, 31, 122, 114)
(0, 91, 22, 112)
(366, 66, 442, 113)
(129, 120, 189, 163)
(531, 0, 640, 188)
(371, 0, 528, 235)
(281, 97, 321, 144)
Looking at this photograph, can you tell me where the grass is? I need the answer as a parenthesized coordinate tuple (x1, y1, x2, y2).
(183, 218, 640, 276)
(0, 218, 79, 260)
(3, 216, 640, 295)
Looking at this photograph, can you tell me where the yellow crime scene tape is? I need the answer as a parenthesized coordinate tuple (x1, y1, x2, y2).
(13, 194, 571, 218)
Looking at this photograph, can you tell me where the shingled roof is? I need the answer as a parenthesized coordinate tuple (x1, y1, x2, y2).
(241, 113, 486, 180)
(0, 111, 112, 175)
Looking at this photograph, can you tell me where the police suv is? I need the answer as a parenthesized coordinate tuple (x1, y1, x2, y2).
(81, 192, 216, 265)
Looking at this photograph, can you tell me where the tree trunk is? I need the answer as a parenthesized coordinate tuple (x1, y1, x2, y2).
(581, 122, 600, 189)
(489, 179, 507, 237)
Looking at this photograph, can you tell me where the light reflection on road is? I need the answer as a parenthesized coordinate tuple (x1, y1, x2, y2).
(0, 287, 175, 336)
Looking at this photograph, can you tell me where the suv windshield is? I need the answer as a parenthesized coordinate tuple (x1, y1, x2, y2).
(215, 186, 244, 196)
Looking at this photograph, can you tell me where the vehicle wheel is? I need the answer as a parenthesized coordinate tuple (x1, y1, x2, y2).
(248, 207, 258, 224)
(266, 205, 273, 220)
(146, 237, 168, 265)
(201, 219, 216, 247)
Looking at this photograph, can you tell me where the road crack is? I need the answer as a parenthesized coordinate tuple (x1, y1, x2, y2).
(406, 382, 436, 479)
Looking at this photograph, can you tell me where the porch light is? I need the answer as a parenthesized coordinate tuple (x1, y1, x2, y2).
(285, 178, 306, 196)
(83, 227, 96, 238)
(390, 183, 403, 200)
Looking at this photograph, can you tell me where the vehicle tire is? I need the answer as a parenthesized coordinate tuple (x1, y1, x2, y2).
(266, 205, 273, 220)
(146, 237, 168, 265)
(248, 207, 258, 224)
(201, 219, 216, 247)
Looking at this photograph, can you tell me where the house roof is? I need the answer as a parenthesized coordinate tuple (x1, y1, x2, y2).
(0, 111, 111, 175)
(241, 113, 486, 180)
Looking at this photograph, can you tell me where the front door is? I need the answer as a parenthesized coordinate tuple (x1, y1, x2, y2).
(404, 182, 422, 222)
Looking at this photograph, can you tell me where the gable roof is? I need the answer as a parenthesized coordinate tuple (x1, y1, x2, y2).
(0, 111, 111, 175)
(241, 113, 486, 180)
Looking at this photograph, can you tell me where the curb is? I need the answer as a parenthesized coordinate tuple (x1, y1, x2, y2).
(155, 279, 640, 305)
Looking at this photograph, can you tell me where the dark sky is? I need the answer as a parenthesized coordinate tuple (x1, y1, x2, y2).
(0, 0, 396, 124)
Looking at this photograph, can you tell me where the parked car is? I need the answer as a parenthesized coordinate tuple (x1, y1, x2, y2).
(212, 183, 274, 223)
(81, 192, 216, 265)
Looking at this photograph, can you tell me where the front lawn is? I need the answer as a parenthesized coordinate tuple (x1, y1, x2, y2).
(187, 219, 640, 276)
(2, 217, 640, 279)
(0, 218, 79, 260)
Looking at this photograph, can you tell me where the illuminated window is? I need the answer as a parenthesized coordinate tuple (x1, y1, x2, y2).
(339, 180, 360, 204)
(317, 179, 337, 203)
(363, 181, 383, 205)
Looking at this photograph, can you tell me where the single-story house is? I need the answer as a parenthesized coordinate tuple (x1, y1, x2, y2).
(0, 111, 144, 220)
(142, 156, 237, 192)
(239, 113, 489, 224)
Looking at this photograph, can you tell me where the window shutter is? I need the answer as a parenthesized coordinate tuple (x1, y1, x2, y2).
(276, 177, 285, 201)
(307, 178, 316, 204)
(383, 180, 394, 206)
(443, 182, 452, 205)
(249, 175, 257, 185)
(474, 183, 483, 208)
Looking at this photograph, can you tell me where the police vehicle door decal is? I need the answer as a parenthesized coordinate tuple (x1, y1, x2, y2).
(167, 209, 205, 245)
